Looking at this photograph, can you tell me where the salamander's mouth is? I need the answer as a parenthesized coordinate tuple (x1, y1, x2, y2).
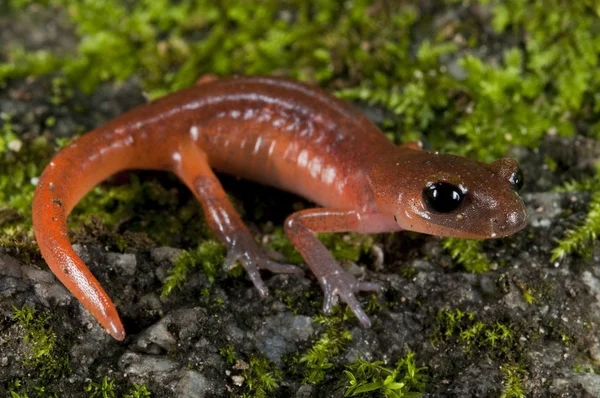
(398, 205, 528, 240)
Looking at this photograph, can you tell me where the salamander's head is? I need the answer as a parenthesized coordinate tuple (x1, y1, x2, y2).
(370, 151, 527, 239)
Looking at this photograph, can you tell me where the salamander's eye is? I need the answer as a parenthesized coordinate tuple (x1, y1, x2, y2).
(509, 166, 524, 191)
(423, 182, 464, 213)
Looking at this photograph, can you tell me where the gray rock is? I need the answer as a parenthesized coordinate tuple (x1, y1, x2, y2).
(120, 352, 179, 385)
(296, 384, 316, 398)
(0, 254, 22, 277)
(106, 252, 137, 276)
(20, 265, 71, 307)
(174, 370, 214, 398)
(135, 307, 208, 354)
(574, 373, 600, 396)
(134, 321, 177, 354)
(151, 247, 183, 263)
(503, 289, 528, 311)
(0, 276, 27, 297)
(255, 314, 314, 364)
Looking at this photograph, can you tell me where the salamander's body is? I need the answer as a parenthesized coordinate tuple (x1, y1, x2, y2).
(32, 76, 527, 340)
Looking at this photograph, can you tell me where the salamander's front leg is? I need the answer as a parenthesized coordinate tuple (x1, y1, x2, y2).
(173, 143, 302, 296)
(285, 209, 399, 327)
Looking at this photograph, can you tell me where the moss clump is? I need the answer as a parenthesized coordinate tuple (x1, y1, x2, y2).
(344, 351, 428, 398)
(241, 355, 282, 398)
(124, 385, 152, 398)
(0, 113, 54, 232)
(435, 309, 515, 356)
(8, 378, 59, 398)
(5, 0, 418, 99)
(442, 238, 490, 273)
(500, 363, 526, 398)
(126, 385, 152, 398)
(300, 310, 353, 384)
(161, 239, 225, 297)
(218, 344, 237, 365)
(83, 377, 152, 398)
(12, 305, 71, 380)
(84, 377, 115, 398)
(552, 173, 600, 261)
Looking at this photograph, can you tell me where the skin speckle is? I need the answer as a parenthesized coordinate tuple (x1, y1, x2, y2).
(51, 198, 62, 207)
(190, 126, 199, 140)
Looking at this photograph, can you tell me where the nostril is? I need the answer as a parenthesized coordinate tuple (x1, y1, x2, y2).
(491, 218, 498, 224)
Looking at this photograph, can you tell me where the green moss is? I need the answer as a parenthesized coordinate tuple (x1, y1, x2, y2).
(0, 114, 53, 221)
(300, 310, 353, 384)
(442, 238, 490, 273)
(124, 385, 152, 398)
(521, 289, 535, 305)
(5, 0, 418, 99)
(436, 309, 516, 357)
(344, 351, 428, 398)
(500, 363, 526, 398)
(161, 239, 225, 297)
(241, 355, 282, 398)
(552, 174, 600, 261)
(11, 305, 71, 380)
(0, 47, 61, 87)
(8, 379, 60, 398)
(84, 377, 115, 398)
(219, 344, 237, 365)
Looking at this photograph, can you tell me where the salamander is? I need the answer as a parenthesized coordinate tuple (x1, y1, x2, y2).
(31, 75, 527, 340)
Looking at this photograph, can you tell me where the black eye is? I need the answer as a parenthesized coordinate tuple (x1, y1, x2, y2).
(423, 182, 464, 213)
(509, 166, 524, 191)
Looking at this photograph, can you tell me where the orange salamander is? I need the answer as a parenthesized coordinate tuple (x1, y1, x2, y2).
(32, 75, 527, 341)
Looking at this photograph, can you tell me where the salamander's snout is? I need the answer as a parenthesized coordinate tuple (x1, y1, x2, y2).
(489, 206, 528, 238)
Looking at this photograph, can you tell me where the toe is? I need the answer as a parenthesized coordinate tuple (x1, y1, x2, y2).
(243, 260, 269, 297)
(223, 250, 239, 271)
(261, 260, 304, 276)
(358, 281, 383, 293)
(343, 293, 372, 328)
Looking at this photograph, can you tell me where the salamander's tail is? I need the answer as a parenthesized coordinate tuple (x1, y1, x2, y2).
(31, 128, 141, 341)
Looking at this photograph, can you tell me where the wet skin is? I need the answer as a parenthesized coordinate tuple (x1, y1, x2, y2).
(31, 76, 527, 340)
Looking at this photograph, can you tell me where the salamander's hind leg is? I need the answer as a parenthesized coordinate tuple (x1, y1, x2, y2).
(172, 141, 302, 296)
(285, 209, 387, 327)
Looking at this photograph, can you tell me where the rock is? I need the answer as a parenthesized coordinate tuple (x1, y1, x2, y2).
(106, 253, 137, 276)
(134, 321, 177, 354)
(255, 314, 314, 364)
(151, 247, 182, 263)
(0, 254, 22, 278)
(574, 373, 600, 396)
(120, 352, 179, 385)
(174, 370, 213, 398)
(295, 384, 316, 398)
